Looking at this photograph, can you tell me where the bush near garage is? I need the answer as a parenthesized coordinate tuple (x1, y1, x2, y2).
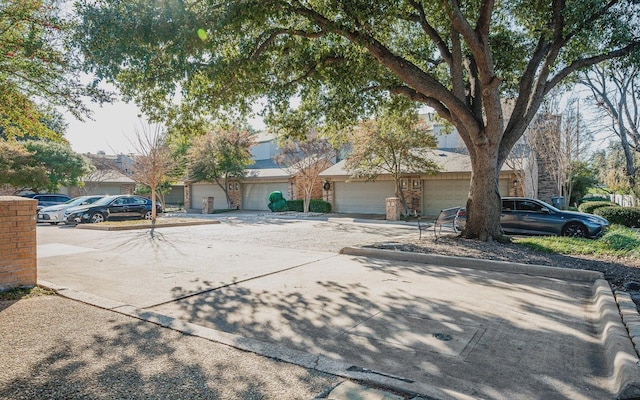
(285, 199, 332, 213)
(595, 206, 640, 228)
(578, 201, 618, 214)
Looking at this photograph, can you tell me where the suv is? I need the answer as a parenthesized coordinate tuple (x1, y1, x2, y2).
(454, 197, 609, 238)
(21, 194, 72, 211)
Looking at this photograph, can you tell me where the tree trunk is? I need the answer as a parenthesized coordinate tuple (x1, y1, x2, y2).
(464, 149, 503, 241)
(151, 184, 157, 221)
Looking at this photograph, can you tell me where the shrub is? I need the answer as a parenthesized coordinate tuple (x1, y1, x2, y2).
(580, 196, 610, 204)
(578, 201, 618, 214)
(286, 200, 303, 212)
(595, 206, 640, 228)
(309, 199, 331, 213)
(285, 199, 331, 213)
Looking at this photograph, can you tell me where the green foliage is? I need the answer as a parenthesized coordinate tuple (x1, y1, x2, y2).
(187, 125, 254, 208)
(285, 199, 331, 213)
(344, 99, 440, 213)
(268, 191, 288, 212)
(515, 225, 640, 260)
(578, 201, 618, 214)
(1, 0, 111, 139)
(595, 207, 640, 228)
(309, 199, 332, 213)
(0, 140, 92, 192)
(580, 196, 611, 204)
(0, 140, 48, 190)
(569, 162, 598, 205)
(0, 285, 55, 300)
(74, 0, 640, 240)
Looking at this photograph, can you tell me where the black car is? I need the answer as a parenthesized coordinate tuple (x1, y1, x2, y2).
(21, 193, 72, 211)
(455, 197, 610, 238)
(63, 195, 163, 224)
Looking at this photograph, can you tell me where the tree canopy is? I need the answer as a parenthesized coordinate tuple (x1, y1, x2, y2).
(344, 101, 440, 214)
(186, 125, 255, 208)
(0, 140, 93, 193)
(0, 0, 111, 140)
(75, 0, 640, 240)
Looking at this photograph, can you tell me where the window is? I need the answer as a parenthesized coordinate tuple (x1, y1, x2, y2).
(516, 200, 543, 212)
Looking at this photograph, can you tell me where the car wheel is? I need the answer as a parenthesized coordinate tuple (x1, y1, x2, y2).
(143, 210, 153, 220)
(90, 213, 105, 223)
(562, 222, 588, 238)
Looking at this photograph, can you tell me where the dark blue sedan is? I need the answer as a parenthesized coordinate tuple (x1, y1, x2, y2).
(455, 197, 609, 238)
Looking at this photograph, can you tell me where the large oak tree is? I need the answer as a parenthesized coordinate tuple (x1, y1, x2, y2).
(75, 0, 640, 240)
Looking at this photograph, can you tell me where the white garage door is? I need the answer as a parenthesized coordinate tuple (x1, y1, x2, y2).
(243, 182, 289, 210)
(191, 184, 228, 210)
(422, 178, 509, 216)
(334, 181, 396, 214)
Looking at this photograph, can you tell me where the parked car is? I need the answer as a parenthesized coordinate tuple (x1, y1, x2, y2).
(38, 195, 104, 225)
(454, 197, 609, 238)
(63, 195, 163, 224)
(21, 193, 72, 211)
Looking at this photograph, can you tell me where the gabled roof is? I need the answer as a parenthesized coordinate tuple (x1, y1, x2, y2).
(320, 150, 521, 177)
(243, 159, 289, 179)
(84, 170, 135, 183)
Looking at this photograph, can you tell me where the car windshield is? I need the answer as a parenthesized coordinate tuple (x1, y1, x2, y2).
(91, 196, 118, 206)
(66, 197, 93, 206)
(536, 199, 561, 213)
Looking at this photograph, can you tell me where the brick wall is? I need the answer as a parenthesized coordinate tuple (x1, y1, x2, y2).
(0, 196, 37, 291)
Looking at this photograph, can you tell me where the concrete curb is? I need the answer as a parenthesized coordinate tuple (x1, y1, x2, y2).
(339, 246, 604, 282)
(592, 281, 640, 399)
(616, 291, 640, 356)
(75, 219, 220, 231)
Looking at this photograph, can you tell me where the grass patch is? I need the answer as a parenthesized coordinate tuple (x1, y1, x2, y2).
(0, 286, 56, 301)
(514, 225, 640, 260)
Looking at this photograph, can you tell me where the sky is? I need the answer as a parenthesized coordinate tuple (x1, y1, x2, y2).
(64, 98, 267, 155)
(65, 100, 144, 155)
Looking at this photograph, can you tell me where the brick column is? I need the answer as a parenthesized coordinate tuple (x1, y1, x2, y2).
(0, 196, 37, 291)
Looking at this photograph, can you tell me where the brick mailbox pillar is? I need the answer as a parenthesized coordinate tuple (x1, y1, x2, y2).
(0, 196, 37, 291)
(386, 197, 401, 221)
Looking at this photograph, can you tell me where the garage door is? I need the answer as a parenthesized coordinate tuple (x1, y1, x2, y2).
(422, 178, 509, 217)
(334, 181, 396, 214)
(243, 182, 289, 210)
(190, 184, 228, 210)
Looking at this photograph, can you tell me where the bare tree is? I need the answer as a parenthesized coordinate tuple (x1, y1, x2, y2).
(274, 131, 335, 213)
(581, 62, 640, 196)
(529, 94, 594, 208)
(129, 122, 176, 221)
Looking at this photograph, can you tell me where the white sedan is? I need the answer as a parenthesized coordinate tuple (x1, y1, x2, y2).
(37, 195, 104, 225)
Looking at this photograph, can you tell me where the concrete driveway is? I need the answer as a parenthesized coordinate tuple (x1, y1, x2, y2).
(36, 214, 640, 400)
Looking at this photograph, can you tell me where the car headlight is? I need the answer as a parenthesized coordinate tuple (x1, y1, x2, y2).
(586, 216, 607, 225)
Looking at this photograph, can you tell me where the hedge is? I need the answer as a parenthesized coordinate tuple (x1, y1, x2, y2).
(285, 199, 332, 213)
(580, 196, 611, 204)
(594, 206, 640, 228)
(578, 200, 618, 214)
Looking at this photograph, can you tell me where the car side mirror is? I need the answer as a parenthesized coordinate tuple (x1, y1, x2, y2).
(541, 207, 551, 214)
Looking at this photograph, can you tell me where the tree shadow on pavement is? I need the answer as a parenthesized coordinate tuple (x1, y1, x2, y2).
(150, 256, 621, 400)
(0, 296, 339, 400)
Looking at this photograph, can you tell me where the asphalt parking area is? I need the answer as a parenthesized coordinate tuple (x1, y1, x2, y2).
(36, 216, 640, 399)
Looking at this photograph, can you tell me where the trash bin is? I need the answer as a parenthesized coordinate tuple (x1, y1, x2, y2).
(551, 196, 565, 208)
